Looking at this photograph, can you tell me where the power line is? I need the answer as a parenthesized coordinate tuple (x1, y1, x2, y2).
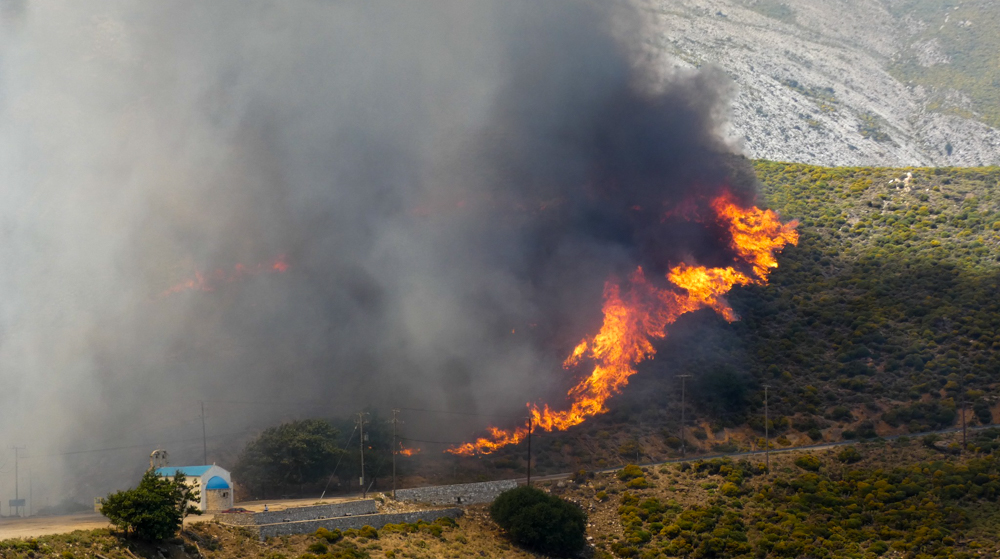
(398, 436, 467, 445)
(319, 423, 358, 499)
(396, 407, 526, 421)
(202, 399, 329, 406)
(50, 428, 258, 457)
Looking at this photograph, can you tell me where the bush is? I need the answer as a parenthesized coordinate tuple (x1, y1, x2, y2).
(617, 464, 644, 481)
(489, 486, 587, 557)
(626, 477, 650, 489)
(358, 525, 378, 539)
(305, 542, 328, 554)
(100, 471, 200, 542)
(315, 527, 343, 543)
(837, 446, 862, 464)
(571, 470, 594, 484)
(794, 455, 822, 471)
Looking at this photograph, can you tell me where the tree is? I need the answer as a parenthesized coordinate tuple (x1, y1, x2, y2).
(100, 470, 200, 541)
(233, 419, 344, 497)
(489, 486, 587, 557)
(329, 411, 395, 492)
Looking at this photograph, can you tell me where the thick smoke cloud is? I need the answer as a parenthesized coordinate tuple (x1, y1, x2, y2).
(0, 0, 751, 501)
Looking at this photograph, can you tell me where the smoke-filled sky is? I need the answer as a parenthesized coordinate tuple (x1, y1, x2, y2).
(0, 0, 754, 501)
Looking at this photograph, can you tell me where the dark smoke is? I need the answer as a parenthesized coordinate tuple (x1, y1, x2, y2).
(0, 0, 753, 502)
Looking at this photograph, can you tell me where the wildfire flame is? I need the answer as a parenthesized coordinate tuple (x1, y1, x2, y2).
(399, 446, 421, 457)
(160, 255, 290, 297)
(447, 192, 798, 455)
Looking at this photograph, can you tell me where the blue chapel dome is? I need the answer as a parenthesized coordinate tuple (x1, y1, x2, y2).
(205, 476, 230, 490)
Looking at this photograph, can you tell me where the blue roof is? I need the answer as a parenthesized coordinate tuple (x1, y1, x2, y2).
(205, 476, 230, 490)
(155, 466, 213, 477)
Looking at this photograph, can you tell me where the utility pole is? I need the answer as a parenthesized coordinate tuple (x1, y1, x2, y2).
(357, 412, 369, 498)
(678, 375, 691, 459)
(12, 446, 25, 517)
(763, 385, 771, 471)
(201, 401, 208, 465)
(391, 409, 400, 499)
(526, 413, 533, 487)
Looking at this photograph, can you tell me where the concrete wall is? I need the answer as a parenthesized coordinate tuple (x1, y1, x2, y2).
(394, 480, 517, 505)
(254, 508, 464, 540)
(216, 500, 379, 527)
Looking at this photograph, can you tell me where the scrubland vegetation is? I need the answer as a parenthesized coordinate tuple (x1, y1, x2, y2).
(594, 429, 1000, 558)
(744, 163, 1000, 432)
(484, 162, 1000, 477)
(885, 0, 1000, 128)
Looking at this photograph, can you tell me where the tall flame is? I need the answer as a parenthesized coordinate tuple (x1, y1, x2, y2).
(160, 255, 290, 297)
(448, 192, 797, 455)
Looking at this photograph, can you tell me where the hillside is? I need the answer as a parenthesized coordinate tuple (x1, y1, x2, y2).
(167, 162, 1000, 492)
(7, 431, 1000, 558)
(432, 162, 1000, 481)
(639, 0, 1000, 167)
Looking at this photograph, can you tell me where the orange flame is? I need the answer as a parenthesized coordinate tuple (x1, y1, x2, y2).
(447, 193, 797, 455)
(399, 446, 421, 457)
(160, 255, 289, 297)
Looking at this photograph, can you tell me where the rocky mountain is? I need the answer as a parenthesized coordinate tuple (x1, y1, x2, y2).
(640, 0, 1000, 167)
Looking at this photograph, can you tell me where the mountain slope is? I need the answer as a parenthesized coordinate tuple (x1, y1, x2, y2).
(639, 0, 1000, 167)
(457, 163, 1000, 480)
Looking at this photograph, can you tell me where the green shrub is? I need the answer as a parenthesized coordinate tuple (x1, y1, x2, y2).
(306, 542, 328, 554)
(433, 516, 457, 528)
(794, 455, 822, 471)
(617, 464, 644, 481)
(100, 471, 201, 542)
(315, 527, 342, 543)
(358, 525, 378, 539)
(837, 446, 862, 464)
(489, 486, 587, 557)
(626, 477, 650, 489)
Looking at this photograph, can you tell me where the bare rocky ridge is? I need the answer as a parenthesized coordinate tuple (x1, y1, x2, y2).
(640, 0, 1000, 166)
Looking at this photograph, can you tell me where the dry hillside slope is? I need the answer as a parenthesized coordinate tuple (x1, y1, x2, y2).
(640, 0, 1000, 167)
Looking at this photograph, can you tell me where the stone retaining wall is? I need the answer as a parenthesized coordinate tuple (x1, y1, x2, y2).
(216, 500, 378, 526)
(394, 479, 517, 505)
(254, 508, 464, 540)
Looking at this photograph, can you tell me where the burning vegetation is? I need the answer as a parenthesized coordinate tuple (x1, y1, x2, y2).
(449, 192, 798, 455)
(160, 255, 289, 297)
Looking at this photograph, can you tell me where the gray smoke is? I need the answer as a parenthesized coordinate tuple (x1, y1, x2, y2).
(0, 0, 750, 503)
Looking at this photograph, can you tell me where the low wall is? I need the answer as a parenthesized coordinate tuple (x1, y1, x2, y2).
(216, 500, 378, 526)
(255, 508, 464, 540)
(394, 480, 517, 505)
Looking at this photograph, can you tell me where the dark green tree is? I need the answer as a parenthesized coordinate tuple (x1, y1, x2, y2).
(100, 470, 200, 541)
(330, 411, 396, 491)
(489, 486, 587, 557)
(233, 419, 345, 497)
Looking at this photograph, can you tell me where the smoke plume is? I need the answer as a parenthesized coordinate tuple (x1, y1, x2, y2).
(0, 0, 752, 501)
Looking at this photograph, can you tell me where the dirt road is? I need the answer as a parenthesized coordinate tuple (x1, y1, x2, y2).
(0, 495, 361, 540)
(0, 512, 111, 540)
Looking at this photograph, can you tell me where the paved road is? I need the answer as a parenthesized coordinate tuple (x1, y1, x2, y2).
(519, 423, 994, 484)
